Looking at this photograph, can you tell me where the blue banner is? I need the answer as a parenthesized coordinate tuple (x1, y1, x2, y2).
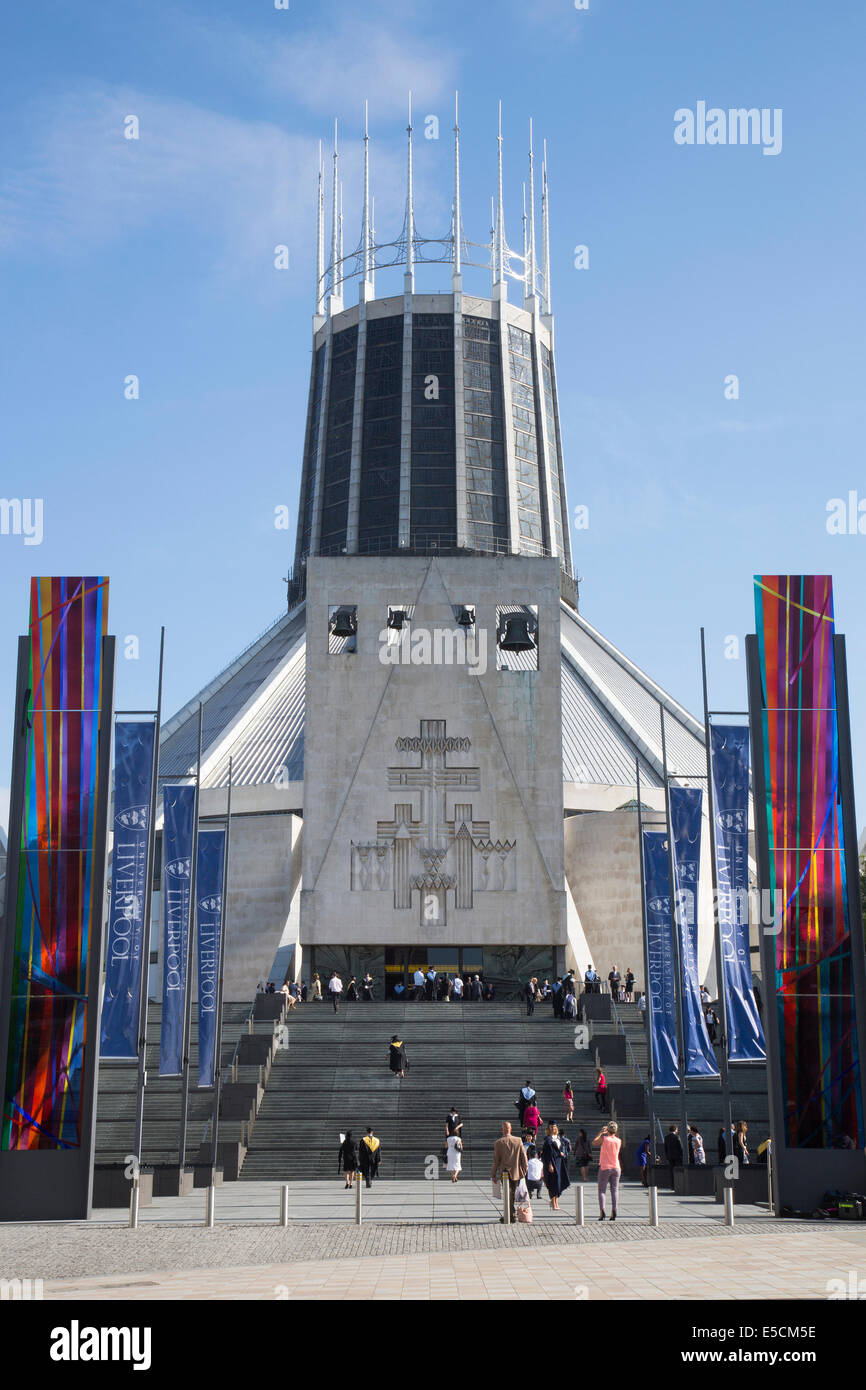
(159, 785, 196, 1077)
(100, 721, 156, 1059)
(643, 830, 679, 1090)
(669, 786, 719, 1078)
(710, 724, 766, 1064)
(196, 830, 225, 1088)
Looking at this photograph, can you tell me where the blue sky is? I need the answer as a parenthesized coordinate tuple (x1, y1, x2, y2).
(1, 0, 865, 828)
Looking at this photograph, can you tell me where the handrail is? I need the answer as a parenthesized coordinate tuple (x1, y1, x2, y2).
(201, 995, 276, 1145)
(610, 996, 666, 1148)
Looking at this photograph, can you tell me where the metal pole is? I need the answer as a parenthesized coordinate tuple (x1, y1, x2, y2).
(177, 703, 203, 1179)
(355, 1173, 363, 1225)
(205, 1183, 215, 1228)
(648, 1185, 659, 1227)
(660, 706, 690, 1173)
(502, 1174, 511, 1224)
(280, 1183, 289, 1226)
(209, 758, 233, 1181)
(635, 757, 657, 1181)
(129, 1183, 140, 1229)
(746, 634, 785, 1219)
(575, 1184, 584, 1226)
(131, 627, 164, 1210)
(700, 628, 736, 1204)
(723, 1185, 735, 1227)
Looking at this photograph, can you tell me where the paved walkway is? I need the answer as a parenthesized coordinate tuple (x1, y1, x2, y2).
(33, 1227, 866, 1301)
(2, 1179, 863, 1300)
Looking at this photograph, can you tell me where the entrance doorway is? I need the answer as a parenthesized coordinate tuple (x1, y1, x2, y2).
(384, 947, 481, 999)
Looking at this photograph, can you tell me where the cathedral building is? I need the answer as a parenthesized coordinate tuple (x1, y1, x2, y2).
(154, 105, 710, 1001)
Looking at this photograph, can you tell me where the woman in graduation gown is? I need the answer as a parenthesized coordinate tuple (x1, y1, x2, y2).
(541, 1122, 571, 1211)
(389, 1034, 408, 1079)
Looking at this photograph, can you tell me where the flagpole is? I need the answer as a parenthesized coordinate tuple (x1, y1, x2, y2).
(660, 705, 690, 1159)
(700, 628, 735, 1180)
(177, 702, 203, 1178)
(209, 757, 233, 1179)
(131, 626, 165, 1192)
(635, 757, 657, 1166)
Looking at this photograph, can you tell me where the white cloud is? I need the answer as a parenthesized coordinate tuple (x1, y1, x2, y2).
(0, 81, 461, 292)
(0, 88, 317, 272)
(175, 7, 458, 120)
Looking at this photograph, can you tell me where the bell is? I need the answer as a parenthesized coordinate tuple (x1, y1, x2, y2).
(498, 613, 535, 651)
(387, 608, 408, 631)
(456, 605, 475, 628)
(330, 608, 357, 638)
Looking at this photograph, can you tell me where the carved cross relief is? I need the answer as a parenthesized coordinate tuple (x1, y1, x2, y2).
(350, 718, 516, 925)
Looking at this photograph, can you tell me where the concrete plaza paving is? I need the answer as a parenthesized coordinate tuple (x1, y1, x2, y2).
(1, 1179, 864, 1300)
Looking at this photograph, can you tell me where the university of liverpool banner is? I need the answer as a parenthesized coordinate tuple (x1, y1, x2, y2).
(709, 723, 766, 1064)
(159, 784, 196, 1077)
(100, 720, 156, 1060)
(669, 786, 719, 1078)
(642, 830, 679, 1090)
(196, 829, 225, 1088)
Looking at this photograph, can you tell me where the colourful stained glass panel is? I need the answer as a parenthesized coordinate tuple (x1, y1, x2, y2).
(2, 577, 109, 1150)
(754, 574, 863, 1148)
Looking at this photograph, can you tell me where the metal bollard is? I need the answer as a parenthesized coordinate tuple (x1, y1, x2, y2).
(575, 1184, 585, 1226)
(502, 1175, 511, 1225)
(280, 1183, 289, 1227)
(767, 1143, 774, 1215)
(355, 1172, 363, 1226)
(723, 1184, 735, 1227)
(648, 1185, 659, 1227)
(129, 1179, 140, 1230)
(205, 1183, 215, 1228)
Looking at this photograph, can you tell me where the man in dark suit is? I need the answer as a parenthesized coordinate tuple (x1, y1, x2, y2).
(491, 1122, 528, 1222)
(524, 978, 536, 1017)
(664, 1124, 683, 1188)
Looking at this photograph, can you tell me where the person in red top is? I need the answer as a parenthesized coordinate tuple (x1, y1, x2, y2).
(523, 1102, 542, 1141)
(594, 1067, 607, 1112)
(563, 1082, 574, 1123)
(593, 1121, 622, 1221)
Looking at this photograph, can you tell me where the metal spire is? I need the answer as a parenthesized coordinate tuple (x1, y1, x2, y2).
(404, 91, 414, 292)
(315, 140, 325, 318)
(490, 195, 496, 292)
(452, 90, 462, 288)
(338, 180, 344, 299)
(522, 182, 528, 285)
(330, 119, 341, 311)
(361, 100, 373, 298)
(495, 100, 506, 293)
(541, 138, 552, 316)
(526, 118, 537, 309)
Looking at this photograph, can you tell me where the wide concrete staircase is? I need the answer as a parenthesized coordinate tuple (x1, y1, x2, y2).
(94, 994, 771, 1185)
(239, 999, 610, 1181)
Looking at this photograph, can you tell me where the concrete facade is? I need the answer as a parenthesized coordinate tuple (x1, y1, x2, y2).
(564, 807, 716, 990)
(300, 554, 566, 952)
